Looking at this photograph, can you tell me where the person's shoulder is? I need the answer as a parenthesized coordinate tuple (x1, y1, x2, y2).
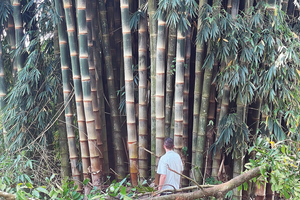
(172, 151, 182, 159)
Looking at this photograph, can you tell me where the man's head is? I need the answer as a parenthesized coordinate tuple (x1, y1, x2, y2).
(164, 137, 174, 150)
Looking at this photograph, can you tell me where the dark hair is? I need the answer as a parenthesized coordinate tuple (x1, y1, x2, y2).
(164, 138, 174, 150)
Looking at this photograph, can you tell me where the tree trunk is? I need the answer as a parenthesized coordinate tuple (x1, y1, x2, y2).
(54, 0, 81, 186)
(120, 0, 138, 186)
(155, 14, 166, 167)
(164, 24, 176, 138)
(191, 0, 207, 181)
(138, 0, 148, 179)
(99, 0, 127, 180)
(62, 0, 91, 181)
(77, 0, 102, 185)
(182, 25, 191, 187)
(87, 0, 103, 174)
(92, 3, 110, 176)
(149, 0, 158, 178)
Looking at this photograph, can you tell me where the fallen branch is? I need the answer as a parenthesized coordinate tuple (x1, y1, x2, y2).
(0, 191, 36, 200)
(150, 166, 261, 200)
(0, 191, 15, 200)
(138, 185, 214, 198)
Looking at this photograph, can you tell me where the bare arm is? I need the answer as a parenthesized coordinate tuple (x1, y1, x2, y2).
(158, 174, 166, 191)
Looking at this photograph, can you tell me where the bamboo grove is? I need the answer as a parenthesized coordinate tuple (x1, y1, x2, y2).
(0, 0, 300, 199)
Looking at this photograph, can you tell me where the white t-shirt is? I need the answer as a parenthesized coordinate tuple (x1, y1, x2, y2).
(157, 150, 183, 191)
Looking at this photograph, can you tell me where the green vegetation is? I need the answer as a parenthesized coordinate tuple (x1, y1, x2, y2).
(0, 0, 300, 199)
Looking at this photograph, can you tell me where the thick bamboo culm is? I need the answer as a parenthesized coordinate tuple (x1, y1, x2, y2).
(155, 14, 166, 168)
(106, 0, 118, 89)
(120, 0, 138, 186)
(62, 0, 91, 181)
(54, 0, 81, 188)
(194, 0, 221, 180)
(211, 82, 229, 180)
(182, 25, 191, 187)
(11, 0, 24, 75)
(92, 8, 110, 176)
(174, 27, 186, 155)
(77, 0, 102, 184)
(138, 0, 148, 179)
(7, 16, 17, 79)
(99, 0, 126, 180)
(87, 0, 103, 174)
(165, 24, 177, 138)
(204, 65, 217, 178)
(0, 41, 7, 146)
(191, 0, 207, 181)
(149, 0, 158, 178)
(114, 0, 122, 92)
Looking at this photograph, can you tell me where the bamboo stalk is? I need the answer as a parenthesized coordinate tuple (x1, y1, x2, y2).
(138, 0, 148, 179)
(174, 27, 185, 155)
(195, 42, 214, 184)
(155, 14, 166, 168)
(281, 0, 288, 12)
(182, 25, 191, 188)
(287, 0, 295, 16)
(0, 40, 7, 146)
(211, 82, 229, 180)
(77, 0, 102, 184)
(107, 0, 118, 89)
(11, 0, 24, 74)
(170, 97, 175, 139)
(99, 0, 127, 180)
(92, 2, 109, 176)
(7, 16, 17, 79)
(114, 0, 122, 92)
(149, 0, 158, 178)
(164, 24, 177, 138)
(204, 65, 217, 178)
(120, 0, 138, 186)
(191, 0, 207, 181)
(54, 0, 81, 187)
(62, 0, 91, 181)
(233, 95, 245, 200)
(87, 0, 103, 174)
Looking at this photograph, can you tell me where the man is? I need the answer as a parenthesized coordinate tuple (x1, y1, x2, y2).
(157, 138, 183, 195)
